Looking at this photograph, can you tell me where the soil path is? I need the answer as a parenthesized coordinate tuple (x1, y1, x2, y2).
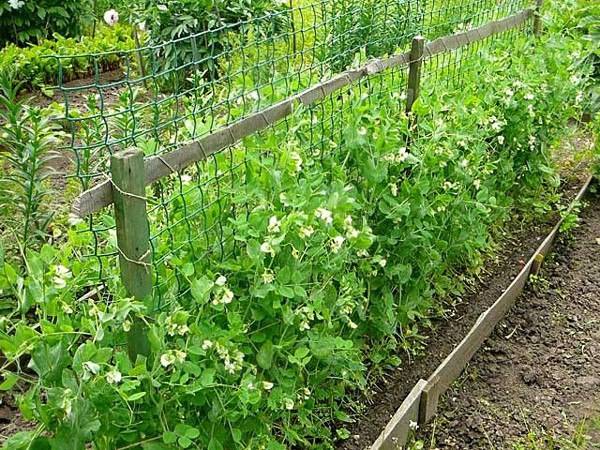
(419, 192, 600, 449)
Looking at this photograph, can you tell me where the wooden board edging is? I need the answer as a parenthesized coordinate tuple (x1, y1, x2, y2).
(370, 379, 428, 450)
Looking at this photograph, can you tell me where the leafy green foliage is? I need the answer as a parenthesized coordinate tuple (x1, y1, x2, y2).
(0, 0, 94, 47)
(0, 24, 134, 92)
(0, 24, 587, 449)
(0, 71, 61, 250)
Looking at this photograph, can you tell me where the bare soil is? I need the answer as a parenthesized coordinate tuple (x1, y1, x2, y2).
(418, 190, 600, 449)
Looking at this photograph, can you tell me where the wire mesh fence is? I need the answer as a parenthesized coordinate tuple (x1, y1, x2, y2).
(54, 0, 534, 307)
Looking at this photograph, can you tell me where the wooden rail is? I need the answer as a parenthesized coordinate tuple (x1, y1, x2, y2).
(72, 7, 534, 218)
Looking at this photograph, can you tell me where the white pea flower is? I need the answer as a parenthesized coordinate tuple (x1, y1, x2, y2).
(202, 339, 213, 350)
(299, 226, 315, 239)
(181, 174, 192, 184)
(390, 183, 398, 197)
(221, 288, 234, 304)
(106, 370, 122, 385)
(348, 320, 358, 330)
(215, 275, 227, 286)
(315, 208, 333, 225)
(262, 269, 275, 284)
(8, 0, 24, 9)
(103, 9, 119, 26)
(358, 127, 368, 136)
(330, 236, 345, 254)
(346, 227, 360, 239)
(268, 216, 281, 233)
(473, 179, 482, 190)
(378, 258, 387, 268)
(160, 353, 175, 367)
(409, 420, 419, 431)
(260, 242, 275, 256)
(284, 398, 295, 410)
(497, 135, 505, 145)
(138, 21, 146, 31)
(459, 159, 469, 168)
(291, 247, 300, 260)
(524, 92, 535, 101)
(174, 350, 186, 364)
(262, 381, 274, 390)
(157, 4, 168, 11)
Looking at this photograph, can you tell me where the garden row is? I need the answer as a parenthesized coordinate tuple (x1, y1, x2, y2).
(0, 1, 598, 450)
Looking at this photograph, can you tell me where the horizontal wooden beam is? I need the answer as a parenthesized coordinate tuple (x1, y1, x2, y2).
(72, 7, 534, 218)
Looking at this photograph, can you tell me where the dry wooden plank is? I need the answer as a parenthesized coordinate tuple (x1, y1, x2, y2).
(406, 36, 425, 113)
(371, 379, 428, 450)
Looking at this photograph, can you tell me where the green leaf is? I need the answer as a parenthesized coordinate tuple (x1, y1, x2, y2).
(178, 436, 192, 448)
(0, 372, 18, 391)
(190, 276, 214, 303)
(256, 340, 274, 370)
(163, 431, 177, 444)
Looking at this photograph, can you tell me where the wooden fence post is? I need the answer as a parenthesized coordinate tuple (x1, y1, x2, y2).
(110, 148, 153, 361)
(406, 35, 426, 114)
(533, 0, 544, 37)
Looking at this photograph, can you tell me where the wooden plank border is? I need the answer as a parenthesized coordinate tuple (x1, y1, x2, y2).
(370, 380, 428, 450)
(418, 175, 593, 423)
(72, 7, 535, 218)
(370, 175, 593, 448)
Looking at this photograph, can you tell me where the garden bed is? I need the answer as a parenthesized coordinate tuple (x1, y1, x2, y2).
(417, 188, 600, 448)
(337, 170, 593, 450)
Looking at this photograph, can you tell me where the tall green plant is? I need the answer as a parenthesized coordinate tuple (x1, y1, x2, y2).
(0, 72, 60, 250)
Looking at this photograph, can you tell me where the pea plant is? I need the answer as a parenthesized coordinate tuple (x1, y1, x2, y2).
(0, 26, 587, 450)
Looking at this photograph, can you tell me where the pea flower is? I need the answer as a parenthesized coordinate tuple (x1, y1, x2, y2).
(106, 370, 122, 385)
(290, 152, 303, 173)
(260, 242, 275, 256)
(262, 381, 274, 390)
(330, 236, 345, 254)
(268, 216, 281, 233)
(103, 9, 119, 26)
(299, 226, 315, 239)
(221, 288, 234, 304)
(202, 339, 213, 350)
(262, 269, 275, 284)
(315, 208, 333, 225)
(8, 0, 24, 9)
(215, 275, 227, 286)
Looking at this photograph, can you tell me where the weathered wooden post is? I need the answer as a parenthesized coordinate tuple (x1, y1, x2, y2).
(406, 35, 426, 114)
(533, 0, 544, 37)
(110, 148, 152, 361)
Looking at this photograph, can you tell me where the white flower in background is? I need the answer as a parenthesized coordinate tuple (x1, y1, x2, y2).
(348, 320, 358, 329)
(138, 21, 146, 32)
(160, 353, 175, 367)
(215, 275, 227, 286)
(527, 104, 535, 117)
(473, 179, 481, 190)
(123, 320, 132, 332)
(299, 226, 315, 239)
(268, 216, 281, 234)
(397, 147, 409, 162)
(174, 350, 186, 364)
(358, 127, 368, 136)
(262, 381, 274, 390)
(106, 370, 122, 385)
(221, 288, 234, 304)
(529, 135, 537, 147)
(357, 249, 369, 257)
(299, 321, 310, 331)
(8, 0, 24, 10)
(346, 227, 360, 239)
(157, 4, 168, 11)
(330, 236, 345, 254)
(314, 207, 333, 225)
(390, 183, 398, 197)
(290, 151, 303, 173)
(409, 420, 419, 431)
(378, 258, 387, 268)
(181, 174, 192, 184)
(262, 269, 275, 284)
(260, 241, 275, 256)
(524, 92, 535, 101)
(53, 265, 72, 289)
(443, 181, 454, 190)
(497, 135, 505, 145)
(202, 339, 213, 350)
(504, 88, 514, 98)
(458, 140, 467, 148)
(459, 159, 469, 168)
(284, 398, 295, 410)
(344, 216, 353, 228)
(103, 9, 119, 26)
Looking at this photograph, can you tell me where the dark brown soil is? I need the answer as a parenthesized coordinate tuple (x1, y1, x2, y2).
(418, 191, 600, 449)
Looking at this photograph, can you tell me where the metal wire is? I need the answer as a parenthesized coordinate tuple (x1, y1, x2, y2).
(54, 0, 532, 307)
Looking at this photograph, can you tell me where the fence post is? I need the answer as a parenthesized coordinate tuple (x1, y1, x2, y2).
(533, 0, 544, 37)
(110, 148, 152, 361)
(406, 35, 426, 114)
